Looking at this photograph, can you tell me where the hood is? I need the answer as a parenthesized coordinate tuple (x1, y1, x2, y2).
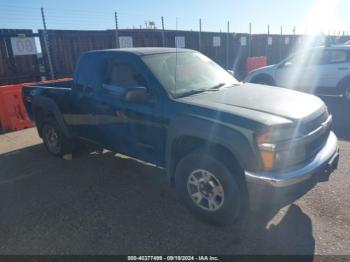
(250, 64, 276, 74)
(178, 83, 326, 126)
(245, 65, 276, 82)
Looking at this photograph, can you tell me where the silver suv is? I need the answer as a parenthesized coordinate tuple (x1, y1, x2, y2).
(245, 45, 350, 103)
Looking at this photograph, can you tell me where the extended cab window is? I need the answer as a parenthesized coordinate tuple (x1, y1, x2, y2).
(102, 59, 146, 96)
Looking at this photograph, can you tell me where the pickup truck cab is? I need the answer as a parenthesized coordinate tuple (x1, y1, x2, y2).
(23, 48, 339, 225)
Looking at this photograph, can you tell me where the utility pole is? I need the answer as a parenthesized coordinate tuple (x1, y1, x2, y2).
(161, 16, 165, 47)
(115, 12, 119, 48)
(41, 7, 54, 80)
(199, 18, 202, 51)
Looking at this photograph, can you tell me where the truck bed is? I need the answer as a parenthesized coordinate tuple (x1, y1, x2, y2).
(22, 79, 73, 120)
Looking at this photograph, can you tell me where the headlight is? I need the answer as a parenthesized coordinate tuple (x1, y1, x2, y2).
(256, 125, 299, 144)
(256, 125, 302, 170)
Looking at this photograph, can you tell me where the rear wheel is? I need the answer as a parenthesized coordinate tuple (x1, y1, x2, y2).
(175, 152, 243, 225)
(42, 119, 73, 157)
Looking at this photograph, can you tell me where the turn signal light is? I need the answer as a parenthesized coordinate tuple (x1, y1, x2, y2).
(260, 150, 275, 170)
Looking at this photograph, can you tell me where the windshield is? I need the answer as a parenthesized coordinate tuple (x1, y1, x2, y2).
(142, 51, 239, 97)
(282, 49, 327, 67)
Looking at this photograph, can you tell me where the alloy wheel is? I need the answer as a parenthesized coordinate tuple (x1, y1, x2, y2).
(186, 169, 225, 211)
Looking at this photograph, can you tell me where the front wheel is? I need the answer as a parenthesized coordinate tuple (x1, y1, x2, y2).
(175, 152, 243, 225)
(343, 85, 350, 104)
(251, 75, 275, 86)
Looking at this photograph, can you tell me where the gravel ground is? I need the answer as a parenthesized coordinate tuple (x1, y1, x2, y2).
(0, 97, 349, 255)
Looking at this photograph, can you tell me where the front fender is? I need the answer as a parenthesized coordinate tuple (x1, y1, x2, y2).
(165, 115, 260, 182)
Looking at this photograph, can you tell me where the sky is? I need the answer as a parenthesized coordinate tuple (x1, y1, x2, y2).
(0, 0, 349, 35)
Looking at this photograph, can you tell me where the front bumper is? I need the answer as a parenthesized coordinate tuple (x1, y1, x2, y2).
(245, 131, 339, 210)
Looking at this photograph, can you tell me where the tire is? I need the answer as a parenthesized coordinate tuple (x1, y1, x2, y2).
(41, 118, 73, 157)
(251, 75, 274, 86)
(343, 85, 350, 104)
(175, 151, 243, 225)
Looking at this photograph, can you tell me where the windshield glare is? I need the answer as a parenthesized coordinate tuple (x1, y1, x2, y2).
(142, 51, 239, 97)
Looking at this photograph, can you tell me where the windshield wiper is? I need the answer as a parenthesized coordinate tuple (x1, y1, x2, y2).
(175, 89, 209, 98)
(209, 82, 240, 90)
(208, 82, 226, 90)
(175, 83, 240, 98)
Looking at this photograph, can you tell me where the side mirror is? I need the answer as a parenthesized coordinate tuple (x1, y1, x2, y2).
(124, 86, 148, 103)
(227, 70, 235, 76)
(277, 62, 287, 69)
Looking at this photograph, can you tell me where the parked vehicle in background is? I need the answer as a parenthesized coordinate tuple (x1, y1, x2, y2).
(245, 45, 350, 104)
(23, 48, 339, 225)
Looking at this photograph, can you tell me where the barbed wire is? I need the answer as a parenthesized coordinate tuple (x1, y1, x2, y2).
(0, 3, 349, 35)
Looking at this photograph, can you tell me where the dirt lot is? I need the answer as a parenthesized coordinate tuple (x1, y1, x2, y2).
(0, 97, 349, 255)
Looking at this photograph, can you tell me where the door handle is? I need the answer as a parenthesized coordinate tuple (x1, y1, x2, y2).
(338, 67, 348, 71)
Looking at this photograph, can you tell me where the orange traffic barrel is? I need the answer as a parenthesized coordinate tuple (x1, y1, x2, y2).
(0, 84, 32, 132)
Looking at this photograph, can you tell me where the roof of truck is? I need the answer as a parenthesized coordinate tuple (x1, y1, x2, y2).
(86, 47, 194, 56)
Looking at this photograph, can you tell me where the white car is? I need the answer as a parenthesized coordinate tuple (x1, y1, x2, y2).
(245, 46, 350, 103)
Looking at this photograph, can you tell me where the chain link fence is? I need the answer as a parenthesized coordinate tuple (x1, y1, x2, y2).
(1, 4, 350, 84)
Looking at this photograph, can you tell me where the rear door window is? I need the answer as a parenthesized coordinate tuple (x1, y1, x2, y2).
(327, 50, 348, 64)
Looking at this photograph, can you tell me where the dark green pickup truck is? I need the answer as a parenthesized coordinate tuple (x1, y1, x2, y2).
(23, 48, 339, 224)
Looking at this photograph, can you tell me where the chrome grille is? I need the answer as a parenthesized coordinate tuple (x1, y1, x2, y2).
(301, 110, 329, 135)
(303, 110, 331, 160)
(305, 128, 330, 158)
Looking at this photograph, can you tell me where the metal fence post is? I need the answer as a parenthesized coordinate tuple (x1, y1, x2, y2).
(226, 21, 229, 68)
(41, 7, 54, 80)
(248, 23, 252, 57)
(265, 24, 270, 58)
(161, 16, 165, 47)
(115, 12, 119, 48)
(199, 18, 202, 52)
(279, 26, 283, 61)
